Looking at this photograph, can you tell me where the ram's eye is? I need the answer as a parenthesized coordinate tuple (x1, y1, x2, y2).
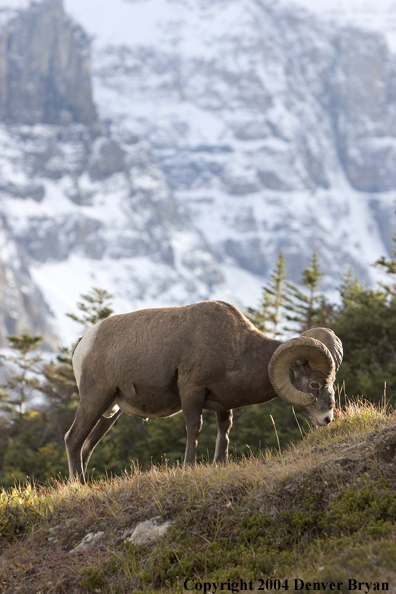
(310, 381, 321, 390)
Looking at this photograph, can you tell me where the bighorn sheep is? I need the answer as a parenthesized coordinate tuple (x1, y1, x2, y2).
(65, 300, 343, 483)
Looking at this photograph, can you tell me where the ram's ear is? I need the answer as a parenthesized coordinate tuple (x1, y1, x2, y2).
(290, 359, 308, 380)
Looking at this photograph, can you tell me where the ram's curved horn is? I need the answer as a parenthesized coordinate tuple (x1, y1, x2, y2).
(268, 336, 335, 407)
(300, 327, 343, 371)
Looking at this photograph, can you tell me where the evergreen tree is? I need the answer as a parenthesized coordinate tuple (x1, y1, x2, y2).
(66, 287, 114, 328)
(0, 334, 43, 417)
(375, 224, 396, 297)
(285, 250, 330, 332)
(375, 252, 396, 277)
(246, 251, 291, 338)
(331, 269, 396, 401)
(245, 293, 272, 334)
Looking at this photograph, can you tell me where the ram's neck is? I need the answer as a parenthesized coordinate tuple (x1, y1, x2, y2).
(226, 331, 283, 407)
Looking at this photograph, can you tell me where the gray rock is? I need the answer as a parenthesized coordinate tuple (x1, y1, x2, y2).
(257, 170, 293, 192)
(124, 517, 172, 546)
(222, 174, 261, 196)
(88, 138, 127, 180)
(0, 218, 58, 349)
(0, 0, 97, 125)
(66, 186, 95, 206)
(224, 238, 268, 276)
(161, 156, 224, 191)
(69, 531, 105, 554)
(0, 183, 45, 202)
(369, 198, 394, 254)
(16, 215, 105, 263)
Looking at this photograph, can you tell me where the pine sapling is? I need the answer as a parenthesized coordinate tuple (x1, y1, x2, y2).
(66, 287, 114, 329)
(0, 334, 43, 417)
(286, 250, 327, 332)
(246, 251, 291, 338)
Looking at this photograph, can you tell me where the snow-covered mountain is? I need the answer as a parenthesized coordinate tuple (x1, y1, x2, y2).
(0, 0, 395, 346)
(289, 0, 396, 51)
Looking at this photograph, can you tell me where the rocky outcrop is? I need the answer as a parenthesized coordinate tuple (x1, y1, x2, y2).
(0, 218, 57, 349)
(0, 0, 96, 125)
(0, 0, 98, 346)
(88, 138, 126, 181)
(0, 114, 226, 346)
(330, 28, 396, 192)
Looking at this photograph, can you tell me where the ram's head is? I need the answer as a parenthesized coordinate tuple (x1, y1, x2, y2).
(268, 328, 343, 426)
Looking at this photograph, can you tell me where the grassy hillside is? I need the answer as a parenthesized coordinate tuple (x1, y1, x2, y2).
(1, 400, 396, 594)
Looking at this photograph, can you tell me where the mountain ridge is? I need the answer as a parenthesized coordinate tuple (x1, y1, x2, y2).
(0, 0, 394, 345)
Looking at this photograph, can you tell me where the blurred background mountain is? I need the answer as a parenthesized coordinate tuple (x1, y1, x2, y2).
(0, 0, 395, 347)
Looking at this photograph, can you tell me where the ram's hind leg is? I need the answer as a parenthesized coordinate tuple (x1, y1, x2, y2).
(214, 410, 233, 464)
(65, 383, 117, 484)
(81, 410, 123, 475)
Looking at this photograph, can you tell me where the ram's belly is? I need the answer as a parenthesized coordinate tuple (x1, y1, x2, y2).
(115, 385, 182, 418)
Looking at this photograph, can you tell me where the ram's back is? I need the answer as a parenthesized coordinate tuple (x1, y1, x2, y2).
(72, 301, 256, 389)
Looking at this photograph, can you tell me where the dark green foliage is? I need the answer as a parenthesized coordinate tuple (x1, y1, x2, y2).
(7, 334, 42, 355)
(0, 411, 69, 487)
(327, 477, 396, 537)
(0, 334, 43, 417)
(0, 342, 77, 487)
(332, 272, 396, 401)
(0, 399, 307, 487)
(79, 567, 106, 592)
(230, 401, 307, 455)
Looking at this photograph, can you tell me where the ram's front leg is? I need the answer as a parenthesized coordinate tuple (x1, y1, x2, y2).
(65, 378, 117, 483)
(214, 410, 233, 463)
(181, 387, 206, 466)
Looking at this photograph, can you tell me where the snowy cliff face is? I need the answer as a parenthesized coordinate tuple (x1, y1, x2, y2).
(66, 0, 396, 285)
(0, 0, 96, 125)
(0, 216, 56, 347)
(0, 0, 395, 346)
